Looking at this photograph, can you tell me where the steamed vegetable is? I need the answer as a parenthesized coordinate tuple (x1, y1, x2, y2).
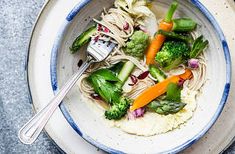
(109, 61, 125, 76)
(124, 31, 149, 58)
(155, 41, 190, 70)
(172, 18, 197, 32)
(188, 59, 199, 69)
(87, 69, 130, 120)
(165, 82, 182, 102)
(117, 31, 149, 87)
(117, 61, 135, 87)
(148, 83, 185, 115)
(146, 1, 178, 64)
(157, 30, 193, 44)
(147, 100, 186, 115)
(130, 69, 192, 111)
(105, 97, 130, 120)
(190, 35, 209, 58)
(70, 25, 96, 53)
(149, 65, 166, 82)
(87, 69, 121, 103)
(128, 107, 145, 119)
(114, 0, 153, 17)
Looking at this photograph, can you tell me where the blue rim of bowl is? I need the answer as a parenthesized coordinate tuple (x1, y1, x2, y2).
(50, 0, 231, 153)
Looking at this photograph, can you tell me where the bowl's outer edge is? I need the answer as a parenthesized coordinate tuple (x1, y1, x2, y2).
(48, 0, 232, 153)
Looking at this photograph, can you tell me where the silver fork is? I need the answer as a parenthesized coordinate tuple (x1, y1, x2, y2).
(18, 39, 116, 144)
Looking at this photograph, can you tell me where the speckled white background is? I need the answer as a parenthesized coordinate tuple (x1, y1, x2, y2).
(0, 0, 234, 153)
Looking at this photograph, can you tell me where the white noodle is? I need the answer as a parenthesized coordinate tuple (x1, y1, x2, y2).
(93, 7, 135, 48)
(186, 54, 207, 91)
(78, 4, 207, 113)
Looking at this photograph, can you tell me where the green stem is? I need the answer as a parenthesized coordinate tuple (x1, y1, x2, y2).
(116, 61, 135, 88)
(158, 29, 193, 44)
(164, 0, 178, 23)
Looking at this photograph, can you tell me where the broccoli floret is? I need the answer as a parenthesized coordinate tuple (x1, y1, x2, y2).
(124, 31, 149, 58)
(105, 97, 130, 120)
(155, 41, 190, 70)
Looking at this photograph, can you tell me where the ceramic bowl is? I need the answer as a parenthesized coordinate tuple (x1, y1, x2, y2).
(50, 0, 231, 153)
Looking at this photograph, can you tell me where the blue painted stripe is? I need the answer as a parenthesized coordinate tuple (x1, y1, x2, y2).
(163, 0, 232, 153)
(50, 0, 232, 153)
(50, 1, 124, 153)
(66, 0, 92, 21)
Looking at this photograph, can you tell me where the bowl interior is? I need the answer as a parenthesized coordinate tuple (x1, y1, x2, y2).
(53, 0, 228, 153)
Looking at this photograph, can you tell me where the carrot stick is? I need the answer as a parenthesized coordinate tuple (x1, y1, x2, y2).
(146, 21, 173, 64)
(146, 1, 178, 65)
(130, 69, 192, 111)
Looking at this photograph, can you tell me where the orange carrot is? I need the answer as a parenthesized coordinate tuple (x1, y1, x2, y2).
(179, 69, 193, 80)
(146, 21, 173, 65)
(130, 69, 192, 111)
(146, 1, 178, 65)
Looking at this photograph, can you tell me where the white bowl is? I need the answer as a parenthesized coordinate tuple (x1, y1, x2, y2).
(50, 0, 231, 153)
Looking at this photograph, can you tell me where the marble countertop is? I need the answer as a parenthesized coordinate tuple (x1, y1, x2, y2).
(0, 0, 234, 153)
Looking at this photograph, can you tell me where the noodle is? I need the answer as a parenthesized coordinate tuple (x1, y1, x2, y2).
(78, 2, 207, 114)
(74, 0, 209, 137)
(186, 54, 207, 91)
(124, 77, 155, 99)
(93, 7, 135, 47)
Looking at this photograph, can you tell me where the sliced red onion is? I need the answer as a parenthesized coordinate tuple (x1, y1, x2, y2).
(104, 27, 110, 33)
(90, 93, 102, 100)
(94, 35, 99, 42)
(128, 83, 135, 86)
(129, 74, 138, 85)
(128, 107, 145, 120)
(123, 22, 129, 30)
(135, 108, 145, 117)
(178, 78, 185, 87)
(127, 111, 136, 120)
(188, 59, 199, 69)
(97, 24, 102, 31)
(139, 26, 147, 33)
(137, 71, 149, 80)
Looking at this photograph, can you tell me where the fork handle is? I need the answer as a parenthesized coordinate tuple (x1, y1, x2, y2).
(18, 56, 94, 144)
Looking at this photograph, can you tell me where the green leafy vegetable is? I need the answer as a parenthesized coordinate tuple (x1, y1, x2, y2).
(87, 69, 121, 104)
(155, 40, 190, 70)
(87, 68, 130, 120)
(158, 29, 194, 44)
(190, 35, 209, 58)
(109, 61, 125, 76)
(165, 82, 182, 102)
(92, 69, 120, 82)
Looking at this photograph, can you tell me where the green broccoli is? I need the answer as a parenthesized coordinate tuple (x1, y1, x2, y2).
(155, 41, 190, 70)
(87, 68, 130, 120)
(116, 31, 149, 88)
(105, 97, 130, 120)
(124, 30, 149, 58)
